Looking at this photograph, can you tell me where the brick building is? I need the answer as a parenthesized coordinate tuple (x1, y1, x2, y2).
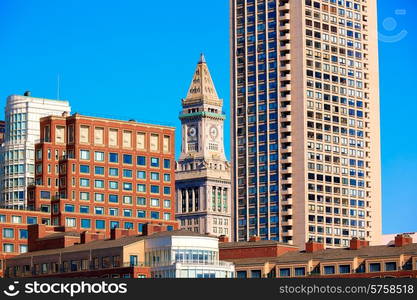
(28, 113, 178, 236)
(0, 208, 50, 277)
(5, 224, 235, 278)
(220, 234, 417, 278)
(0, 113, 180, 276)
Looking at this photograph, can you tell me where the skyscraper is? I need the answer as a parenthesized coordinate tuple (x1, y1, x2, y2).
(230, 0, 381, 248)
(0, 92, 71, 208)
(175, 55, 232, 238)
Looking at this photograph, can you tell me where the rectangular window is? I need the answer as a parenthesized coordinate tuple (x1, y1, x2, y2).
(163, 159, 171, 169)
(80, 165, 90, 174)
(80, 192, 90, 201)
(94, 127, 104, 145)
(137, 132, 146, 150)
(151, 198, 160, 207)
(150, 211, 160, 219)
(19, 229, 28, 239)
(164, 199, 171, 208)
(137, 197, 146, 206)
(80, 125, 90, 143)
(137, 210, 146, 218)
(80, 150, 90, 160)
(150, 134, 159, 151)
(151, 157, 159, 168)
(137, 171, 146, 179)
(80, 178, 90, 187)
(109, 181, 118, 189)
(55, 125, 65, 144)
(80, 206, 89, 213)
(95, 220, 105, 230)
(95, 193, 104, 202)
(279, 269, 290, 277)
(123, 169, 133, 178)
(163, 174, 171, 182)
(3, 228, 14, 238)
(109, 153, 118, 163)
(123, 154, 132, 164)
(163, 187, 171, 195)
(324, 266, 335, 275)
(95, 180, 104, 188)
(65, 204, 75, 212)
(370, 263, 381, 272)
(81, 219, 91, 228)
(95, 151, 104, 162)
(163, 135, 171, 153)
(123, 182, 133, 191)
(95, 166, 105, 175)
(66, 218, 76, 227)
(109, 129, 118, 146)
(137, 156, 146, 166)
(150, 172, 160, 181)
(109, 194, 119, 203)
(151, 185, 159, 194)
(109, 168, 119, 176)
(137, 184, 146, 193)
(123, 131, 132, 148)
(123, 196, 133, 204)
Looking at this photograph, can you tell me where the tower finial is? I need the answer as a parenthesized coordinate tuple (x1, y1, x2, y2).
(199, 53, 206, 64)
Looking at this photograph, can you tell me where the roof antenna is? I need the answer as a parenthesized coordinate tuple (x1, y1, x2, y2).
(57, 73, 60, 100)
(199, 53, 206, 64)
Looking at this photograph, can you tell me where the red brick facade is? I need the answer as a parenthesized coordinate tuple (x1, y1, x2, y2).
(1, 114, 180, 277)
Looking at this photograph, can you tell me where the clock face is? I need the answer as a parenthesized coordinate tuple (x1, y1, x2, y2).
(209, 125, 218, 140)
(188, 126, 197, 138)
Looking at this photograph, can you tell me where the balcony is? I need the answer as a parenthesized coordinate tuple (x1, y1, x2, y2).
(282, 208, 293, 216)
(280, 43, 291, 51)
(282, 197, 293, 205)
(281, 73, 291, 81)
(280, 105, 292, 112)
(282, 230, 293, 236)
(282, 188, 293, 195)
(281, 125, 292, 133)
(279, 13, 290, 21)
(281, 146, 292, 153)
(279, 2, 290, 11)
(281, 166, 292, 174)
(280, 53, 291, 61)
(281, 114, 292, 122)
(280, 33, 291, 40)
(280, 136, 292, 144)
(282, 219, 293, 226)
(279, 23, 290, 31)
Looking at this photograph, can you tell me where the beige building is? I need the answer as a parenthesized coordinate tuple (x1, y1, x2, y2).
(230, 0, 381, 248)
(175, 55, 232, 238)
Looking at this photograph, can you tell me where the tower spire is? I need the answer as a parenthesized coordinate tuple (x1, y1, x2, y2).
(184, 54, 220, 104)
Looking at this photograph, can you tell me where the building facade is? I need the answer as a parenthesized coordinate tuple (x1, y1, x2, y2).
(0, 120, 5, 144)
(27, 113, 178, 236)
(230, 0, 382, 248)
(4, 225, 235, 279)
(221, 235, 417, 278)
(175, 55, 232, 238)
(0, 92, 71, 208)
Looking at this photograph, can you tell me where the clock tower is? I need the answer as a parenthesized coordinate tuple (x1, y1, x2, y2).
(175, 54, 231, 238)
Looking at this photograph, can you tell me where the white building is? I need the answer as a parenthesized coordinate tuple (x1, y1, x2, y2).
(145, 231, 235, 278)
(0, 92, 71, 208)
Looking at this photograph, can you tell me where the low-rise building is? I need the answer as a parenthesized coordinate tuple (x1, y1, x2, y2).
(221, 235, 417, 278)
(4, 224, 235, 278)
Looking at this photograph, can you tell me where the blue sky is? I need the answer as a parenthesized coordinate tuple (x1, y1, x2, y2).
(0, 0, 415, 234)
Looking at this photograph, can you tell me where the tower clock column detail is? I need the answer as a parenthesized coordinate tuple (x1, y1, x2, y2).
(175, 54, 232, 238)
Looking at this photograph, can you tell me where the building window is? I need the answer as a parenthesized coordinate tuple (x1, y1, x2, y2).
(164, 200, 171, 208)
(109, 168, 119, 176)
(150, 185, 159, 194)
(109, 153, 118, 163)
(80, 178, 90, 187)
(137, 210, 146, 218)
(81, 219, 91, 228)
(80, 192, 90, 201)
(137, 156, 146, 166)
(339, 265, 351, 274)
(163, 159, 171, 169)
(237, 271, 247, 278)
(295, 267, 306, 276)
(95, 166, 105, 175)
(151, 198, 160, 207)
(109, 194, 119, 203)
(123, 154, 132, 164)
(95, 220, 105, 230)
(251, 270, 262, 278)
(137, 171, 146, 179)
(110, 221, 119, 229)
(137, 197, 146, 206)
(3, 228, 14, 238)
(137, 184, 146, 193)
(324, 266, 335, 275)
(95, 193, 104, 202)
(385, 262, 397, 272)
(369, 263, 381, 272)
(95, 180, 105, 188)
(279, 268, 291, 277)
(109, 181, 118, 189)
(65, 204, 75, 212)
(80, 165, 90, 174)
(150, 212, 160, 219)
(80, 206, 89, 213)
(123, 182, 133, 191)
(123, 196, 133, 204)
(66, 218, 76, 227)
(163, 174, 171, 182)
(80, 150, 90, 160)
(163, 187, 171, 195)
(3, 244, 14, 253)
(95, 151, 104, 162)
(150, 157, 159, 167)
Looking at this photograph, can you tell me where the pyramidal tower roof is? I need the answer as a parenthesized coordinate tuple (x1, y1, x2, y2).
(183, 54, 221, 105)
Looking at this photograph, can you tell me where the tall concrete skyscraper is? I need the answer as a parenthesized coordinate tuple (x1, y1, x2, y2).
(176, 55, 232, 238)
(230, 0, 381, 248)
(0, 92, 71, 208)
